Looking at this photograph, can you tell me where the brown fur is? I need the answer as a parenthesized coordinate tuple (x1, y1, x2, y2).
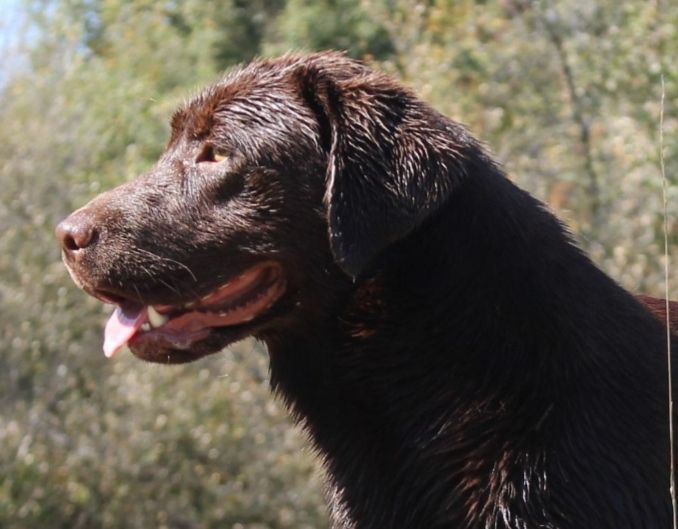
(57, 53, 677, 529)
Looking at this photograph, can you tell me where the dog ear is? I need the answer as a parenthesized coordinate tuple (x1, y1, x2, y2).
(296, 59, 472, 278)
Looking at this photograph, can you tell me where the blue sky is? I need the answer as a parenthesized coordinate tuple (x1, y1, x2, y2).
(0, 0, 28, 85)
(0, 0, 24, 48)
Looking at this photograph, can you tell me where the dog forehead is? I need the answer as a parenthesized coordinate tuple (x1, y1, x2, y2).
(167, 52, 370, 146)
(169, 82, 248, 143)
(169, 72, 300, 147)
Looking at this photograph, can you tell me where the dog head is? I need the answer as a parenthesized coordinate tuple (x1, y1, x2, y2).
(56, 52, 474, 363)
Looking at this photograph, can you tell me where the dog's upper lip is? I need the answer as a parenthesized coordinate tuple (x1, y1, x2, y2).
(102, 261, 286, 358)
(86, 287, 128, 306)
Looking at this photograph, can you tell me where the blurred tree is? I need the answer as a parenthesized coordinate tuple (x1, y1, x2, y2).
(263, 0, 394, 60)
(366, 0, 677, 289)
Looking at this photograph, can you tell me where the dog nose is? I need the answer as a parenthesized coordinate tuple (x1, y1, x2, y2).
(56, 214, 98, 254)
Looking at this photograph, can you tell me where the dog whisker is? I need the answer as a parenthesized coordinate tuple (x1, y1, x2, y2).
(134, 247, 198, 283)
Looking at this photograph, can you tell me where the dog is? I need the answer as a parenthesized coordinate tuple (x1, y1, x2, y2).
(57, 52, 676, 528)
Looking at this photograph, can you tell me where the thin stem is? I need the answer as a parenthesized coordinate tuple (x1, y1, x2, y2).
(659, 73, 676, 529)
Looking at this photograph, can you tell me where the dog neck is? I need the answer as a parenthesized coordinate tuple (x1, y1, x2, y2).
(265, 169, 671, 529)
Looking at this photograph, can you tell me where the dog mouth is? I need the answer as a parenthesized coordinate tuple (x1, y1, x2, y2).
(102, 261, 286, 359)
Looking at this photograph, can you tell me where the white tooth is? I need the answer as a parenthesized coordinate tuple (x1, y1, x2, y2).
(141, 323, 151, 331)
(148, 306, 169, 328)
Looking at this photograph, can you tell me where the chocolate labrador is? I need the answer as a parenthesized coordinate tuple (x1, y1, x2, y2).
(57, 52, 677, 529)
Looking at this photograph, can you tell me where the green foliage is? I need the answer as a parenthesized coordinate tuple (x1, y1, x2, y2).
(263, 0, 394, 59)
(368, 0, 677, 289)
(0, 0, 676, 527)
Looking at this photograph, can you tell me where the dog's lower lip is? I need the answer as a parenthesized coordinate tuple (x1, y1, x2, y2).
(105, 261, 286, 358)
(143, 270, 286, 334)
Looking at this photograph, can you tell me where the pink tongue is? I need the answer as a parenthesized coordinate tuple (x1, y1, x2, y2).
(103, 306, 147, 358)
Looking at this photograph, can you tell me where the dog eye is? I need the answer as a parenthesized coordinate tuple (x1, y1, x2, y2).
(196, 145, 228, 164)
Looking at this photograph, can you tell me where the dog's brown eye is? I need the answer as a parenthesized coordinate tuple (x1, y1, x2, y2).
(196, 145, 228, 164)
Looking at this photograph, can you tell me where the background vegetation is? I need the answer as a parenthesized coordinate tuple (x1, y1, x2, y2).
(1, 0, 676, 527)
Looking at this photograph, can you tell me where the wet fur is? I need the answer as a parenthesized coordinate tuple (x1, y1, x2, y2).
(60, 53, 676, 528)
